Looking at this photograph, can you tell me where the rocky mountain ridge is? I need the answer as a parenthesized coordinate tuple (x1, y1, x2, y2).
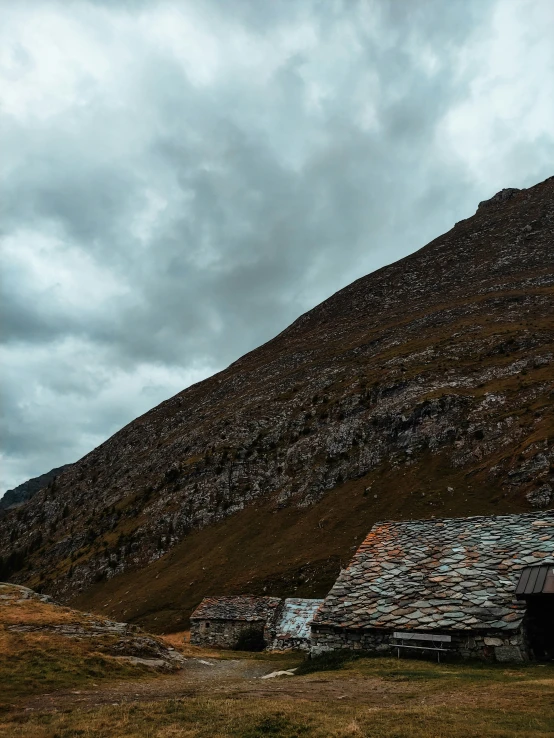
(0, 176, 552, 631)
(0, 464, 72, 514)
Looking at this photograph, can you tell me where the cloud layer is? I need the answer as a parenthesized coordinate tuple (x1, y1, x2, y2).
(2, 0, 553, 493)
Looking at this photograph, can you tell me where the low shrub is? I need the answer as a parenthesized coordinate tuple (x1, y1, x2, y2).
(295, 649, 369, 675)
(237, 712, 311, 737)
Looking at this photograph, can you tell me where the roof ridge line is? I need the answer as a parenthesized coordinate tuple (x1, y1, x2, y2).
(372, 510, 554, 527)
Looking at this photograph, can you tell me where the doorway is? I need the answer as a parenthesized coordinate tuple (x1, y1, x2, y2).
(525, 596, 554, 661)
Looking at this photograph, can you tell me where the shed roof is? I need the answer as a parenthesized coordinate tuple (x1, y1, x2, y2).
(190, 596, 281, 622)
(516, 565, 554, 596)
(313, 511, 554, 633)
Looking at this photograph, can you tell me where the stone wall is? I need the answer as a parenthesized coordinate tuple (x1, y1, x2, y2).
(311, 625, 530, 662)
(190, 619, 266, 649)
(456, 631, 528, 662)
(272, 636, 311, 652)
(310, 626, 391, 655)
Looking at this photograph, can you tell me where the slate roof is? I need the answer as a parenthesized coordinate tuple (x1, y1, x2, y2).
(313, 511, 554, 633)
(273, 599, 324, 642)
(190, 596, 281, 622)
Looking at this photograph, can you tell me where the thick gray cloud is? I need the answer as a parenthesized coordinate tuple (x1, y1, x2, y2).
(1, 0, 553, 493)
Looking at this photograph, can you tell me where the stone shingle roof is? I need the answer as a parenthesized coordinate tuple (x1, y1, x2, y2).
(313, 511, 554, 632)
(274, 599, 324, 641)
(190, 596, 281, 622)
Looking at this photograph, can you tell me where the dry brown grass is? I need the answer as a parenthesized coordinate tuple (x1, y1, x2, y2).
(157, 632, 230, 660)
(1, 596, 88, 628)
(0, 629, 154, 709)
(0, 586, 177, 708)
(1, 653, 553, 737)
(159, 631, 192, 650)
(2, 658, 554, 738)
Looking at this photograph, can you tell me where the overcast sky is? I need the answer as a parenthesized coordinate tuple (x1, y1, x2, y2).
(1, 0, 553, 495)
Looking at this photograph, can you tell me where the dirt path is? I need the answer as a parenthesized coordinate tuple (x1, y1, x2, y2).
(20, 658, 267, 712)
(19, 657, 417, 715)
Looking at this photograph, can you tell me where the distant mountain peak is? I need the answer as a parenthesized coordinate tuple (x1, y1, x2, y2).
(0, 464, 72, 513)
(478, 187, 521, 209)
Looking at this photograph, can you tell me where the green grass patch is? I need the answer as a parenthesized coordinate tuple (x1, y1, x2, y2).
(234, 712, 312, 738)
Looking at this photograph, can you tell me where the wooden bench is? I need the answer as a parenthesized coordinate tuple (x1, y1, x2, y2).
(391, 631, 452, 662)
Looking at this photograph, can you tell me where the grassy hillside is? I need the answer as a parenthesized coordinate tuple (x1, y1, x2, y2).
(0, 584, 185, 711)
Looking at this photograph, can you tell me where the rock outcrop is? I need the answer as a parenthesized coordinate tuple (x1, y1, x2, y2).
(0, 583, 186, 669)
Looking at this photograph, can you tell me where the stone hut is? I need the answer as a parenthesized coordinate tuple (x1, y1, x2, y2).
(270, 598, 324, 651)
(311, 511, 554, 662)
(190, 596, 281, 649)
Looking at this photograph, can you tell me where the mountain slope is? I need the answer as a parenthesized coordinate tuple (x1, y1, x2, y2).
(1, 177, 553, 632)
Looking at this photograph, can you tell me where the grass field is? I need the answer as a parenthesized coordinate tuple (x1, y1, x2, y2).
(2, 651, 553, 738)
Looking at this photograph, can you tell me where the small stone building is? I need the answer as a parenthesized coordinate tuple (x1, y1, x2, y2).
(190, 596, 281, 649)
(311, 511, 554, 662)
(270, 598, 324, 651)
(190, 595, 323, 650)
